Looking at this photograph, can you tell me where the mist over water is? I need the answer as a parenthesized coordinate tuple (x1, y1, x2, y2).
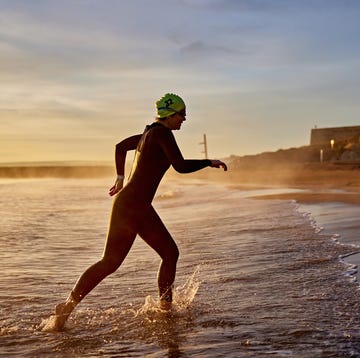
(1, 178, 360, 357)
(0, 163, 114, 179)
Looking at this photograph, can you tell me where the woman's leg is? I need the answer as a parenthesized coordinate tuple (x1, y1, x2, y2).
(70, 226, 136, 302)
(138, 206, 179, 308)
(54, 201, 137, 329)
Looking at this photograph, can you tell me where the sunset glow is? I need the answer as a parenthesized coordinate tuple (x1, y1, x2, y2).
(1, 1, 360, 163)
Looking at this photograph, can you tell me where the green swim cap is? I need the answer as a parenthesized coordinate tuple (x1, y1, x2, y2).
(156, 93, 186, 118)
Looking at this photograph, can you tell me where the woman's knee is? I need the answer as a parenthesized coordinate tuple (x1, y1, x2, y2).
(163, 243, 179, 263)
(173, 245, 180, 262)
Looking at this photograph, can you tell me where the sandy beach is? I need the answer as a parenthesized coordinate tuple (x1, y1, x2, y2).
(245, 163, 360, 204)
(180, 161, 360, 204)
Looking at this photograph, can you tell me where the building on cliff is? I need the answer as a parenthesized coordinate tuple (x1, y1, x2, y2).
(310, 125, 360, 146)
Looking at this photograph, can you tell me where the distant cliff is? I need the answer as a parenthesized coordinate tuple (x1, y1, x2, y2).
(227, 142, 360, 171)
(227, 146, 321, 170)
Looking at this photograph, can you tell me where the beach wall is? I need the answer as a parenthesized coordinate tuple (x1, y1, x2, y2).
(310, 125, 360, 146)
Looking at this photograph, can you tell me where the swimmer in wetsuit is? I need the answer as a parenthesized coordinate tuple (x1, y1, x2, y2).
(53, 93, 227, 330)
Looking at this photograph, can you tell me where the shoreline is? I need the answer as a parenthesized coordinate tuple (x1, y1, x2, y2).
(181, 163, 360, 283)
(178, 161, 360, 204)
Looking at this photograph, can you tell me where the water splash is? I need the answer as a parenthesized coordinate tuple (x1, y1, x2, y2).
(39, 315, 63, 332)
(173, 265, 201, 311)
(125, 267, 202, 353)
(135, 265, 202, 318)
(37, 266, 202, 334)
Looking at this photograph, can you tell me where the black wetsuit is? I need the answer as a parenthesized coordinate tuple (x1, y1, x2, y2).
(71, 123, 211, 302)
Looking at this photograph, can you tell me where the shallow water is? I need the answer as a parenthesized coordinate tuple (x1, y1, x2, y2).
(1, 178, 360, 357)
(298, 201, 360, 281)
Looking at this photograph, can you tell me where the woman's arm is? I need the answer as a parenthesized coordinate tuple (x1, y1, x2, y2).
(114, 134, 142, 176)
(109, 134, 142, 196)
(159, 129, 227, 173)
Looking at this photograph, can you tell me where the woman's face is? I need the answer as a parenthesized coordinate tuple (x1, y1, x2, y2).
(166, 109, 186, 130)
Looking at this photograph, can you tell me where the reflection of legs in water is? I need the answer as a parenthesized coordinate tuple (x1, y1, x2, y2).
(138, 206, 179, 310)
(54, 202, 137, 330)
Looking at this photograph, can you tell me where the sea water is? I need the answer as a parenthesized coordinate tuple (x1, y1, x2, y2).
(1, 178, 360, 357)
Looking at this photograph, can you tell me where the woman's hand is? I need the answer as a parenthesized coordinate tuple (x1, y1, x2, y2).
(109, 176, 124, 196)
(210, 159, 228, 171)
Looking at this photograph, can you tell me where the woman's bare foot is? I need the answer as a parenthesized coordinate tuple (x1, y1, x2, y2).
(159, 288, 172, 311)
(53, 295, 77, 331)
(159, 299, 172, 311)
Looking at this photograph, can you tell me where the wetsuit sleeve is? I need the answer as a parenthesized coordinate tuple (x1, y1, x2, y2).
(159, 129, 211, 173)
(115, 134, 142, 175)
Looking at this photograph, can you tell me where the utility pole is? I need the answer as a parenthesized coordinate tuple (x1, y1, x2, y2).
(199, 133, 208, 159)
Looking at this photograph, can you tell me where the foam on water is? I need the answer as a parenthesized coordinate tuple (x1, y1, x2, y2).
(297, 201, 360, 283)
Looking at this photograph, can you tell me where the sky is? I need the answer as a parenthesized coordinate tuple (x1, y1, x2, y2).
(1, 0, 360, 163)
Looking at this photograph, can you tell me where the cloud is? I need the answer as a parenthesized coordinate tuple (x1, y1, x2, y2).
(0, 7, 176, 85)
(179, 40, 234, 57)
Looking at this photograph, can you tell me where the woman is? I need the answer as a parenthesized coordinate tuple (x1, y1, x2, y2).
(54, 93, 227, 330)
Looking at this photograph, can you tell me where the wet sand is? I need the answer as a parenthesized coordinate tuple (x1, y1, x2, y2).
(245, 163, 360, 204)
(252, 191, 360, 205)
